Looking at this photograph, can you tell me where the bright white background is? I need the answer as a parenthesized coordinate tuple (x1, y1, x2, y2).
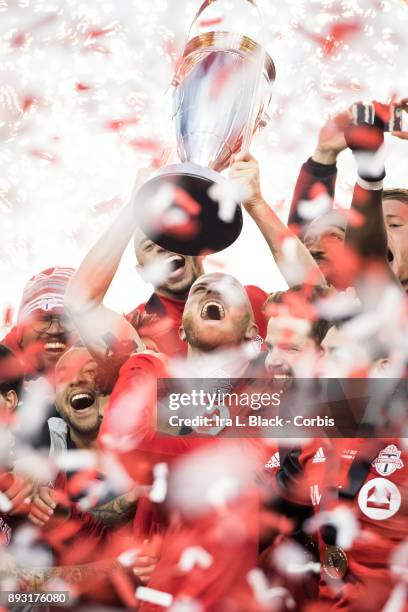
(1, 0, 407, 335)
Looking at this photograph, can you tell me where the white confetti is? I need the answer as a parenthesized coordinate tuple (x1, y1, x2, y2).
(149, 462, 168, 503)
(247, 568, 296, 608)
(118, 548, 140, 567)
(136, 586, 173, 607)
(298, 193, 332, 220)
(208, 179, 245, 223)
(382, 583, 407, 612)
(0, 492, 12, 513)
(304, 505, 359, 550)
(178, 547, 213, 572)
(54, 449, 97, 472)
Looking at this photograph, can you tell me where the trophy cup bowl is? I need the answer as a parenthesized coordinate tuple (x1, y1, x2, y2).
(135, 29, 276, 256)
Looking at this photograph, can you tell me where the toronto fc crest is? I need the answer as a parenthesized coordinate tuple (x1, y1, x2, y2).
(372, 445, 404, 476)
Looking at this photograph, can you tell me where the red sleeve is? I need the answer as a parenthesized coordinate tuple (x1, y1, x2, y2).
(288, 157, 337, 233)
(244, 285, 269, 340)
(98, 354, 205, 483)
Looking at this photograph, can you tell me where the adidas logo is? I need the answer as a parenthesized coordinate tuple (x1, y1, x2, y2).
(341, 449, 357, 461)
(312, 447, 326, 463)
(265, 452, 280, 470)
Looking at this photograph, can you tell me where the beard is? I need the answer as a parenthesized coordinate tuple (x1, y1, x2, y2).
(182, 316, 249, 353)
(67, 413, 102, 436)
(161, 276, 194, 297)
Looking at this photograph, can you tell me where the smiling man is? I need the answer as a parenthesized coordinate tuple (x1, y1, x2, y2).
(51, 347, 107, 451)
(30, 346, 139, 534)
(2, 267, 77, 380)
(263, 287, 331, 384)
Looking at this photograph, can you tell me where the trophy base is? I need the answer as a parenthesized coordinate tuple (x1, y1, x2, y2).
(134, 163, 243, 256)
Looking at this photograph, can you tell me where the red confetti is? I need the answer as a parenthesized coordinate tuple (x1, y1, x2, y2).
(301, 21, 361, 57)
(87, 26, 117, 39)
(165, 219, 200, 240)
(11, 32, 28, 48)
(84, 43, 111, 55)
(173, 187, 201, 217)
(21, 96, 36, 112)
(106, 117, 140, 131)
(128, 138, 163, 154)
(198, 17, 224, 28)
(29, 150, 59, 163)
(75, 82, 92, 92)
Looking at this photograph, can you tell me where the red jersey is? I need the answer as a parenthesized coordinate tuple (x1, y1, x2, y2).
(99, 353, 262, 610)
(276, 438, 408, 611)
(130, 286, 268, 357)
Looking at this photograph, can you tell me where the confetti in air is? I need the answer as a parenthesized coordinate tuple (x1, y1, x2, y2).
(178, 546, 214, 572)
(136, 586, 174, 607)
(0, 0, 407, 316)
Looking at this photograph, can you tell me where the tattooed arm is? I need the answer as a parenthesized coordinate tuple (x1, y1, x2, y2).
(2, 555, 157, 592)
(15, 559, 122, 591)
(89, 491, 138, 529)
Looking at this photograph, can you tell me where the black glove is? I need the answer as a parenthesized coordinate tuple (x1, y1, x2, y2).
(345, 111, 385, 182)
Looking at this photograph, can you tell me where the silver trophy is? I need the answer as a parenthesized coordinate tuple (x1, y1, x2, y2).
(135, 0, 276, 255)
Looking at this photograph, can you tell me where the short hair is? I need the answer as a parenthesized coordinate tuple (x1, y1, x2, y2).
(0, 344, 24, 398)
(382, 188, 408, 205)
(263, 285, 332, 346)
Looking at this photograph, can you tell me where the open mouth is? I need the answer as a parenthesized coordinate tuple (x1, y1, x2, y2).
(166, 255, 186, 278)
(267, 365, 293, 380)
(44, 341, 67, 355)
(69, 391, 95, 411)
(200, 300, 225, 321)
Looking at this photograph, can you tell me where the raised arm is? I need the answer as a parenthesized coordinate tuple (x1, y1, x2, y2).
(229, 153, 327, 288)
(344, 107, 405, 289)
(65, 198, 144, 362)
(288, 111, 350, 231)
